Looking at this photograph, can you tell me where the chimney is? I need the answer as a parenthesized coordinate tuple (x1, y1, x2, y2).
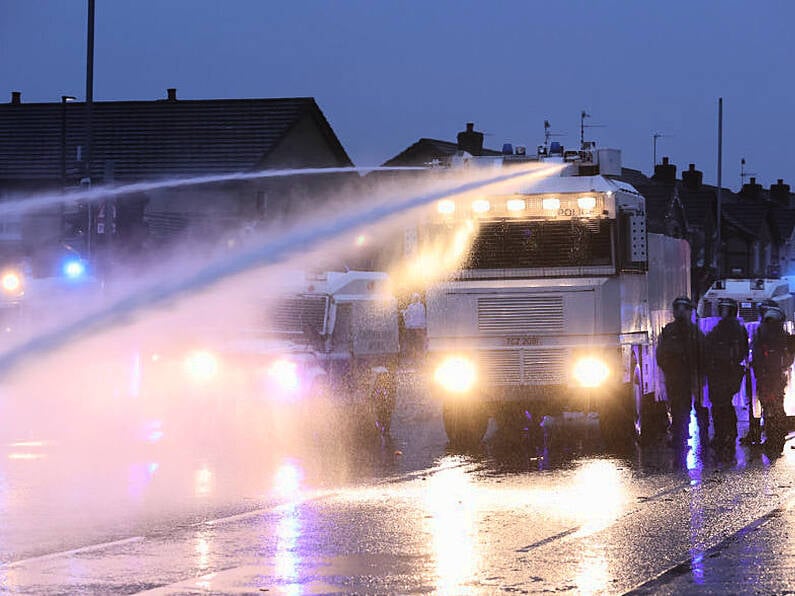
(457, 122, 484, 156)
(681, 163, 703, 191)
(167, 88, 177, 101)
(10, 91, 20, 104)
(740, 176, 763, 200)
(652, 156, 676, 184)
(770, 178, 791, 206)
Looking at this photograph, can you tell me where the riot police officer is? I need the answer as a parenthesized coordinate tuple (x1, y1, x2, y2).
(751, 305, 793, 456)
(657, 296, 709, 449)
(740, 298, 779, 446)
(705, 298, 748, 456)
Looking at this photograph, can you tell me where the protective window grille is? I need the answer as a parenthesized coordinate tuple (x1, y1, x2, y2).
(465, 219, 613, 270)
(266, 295, 328, 336)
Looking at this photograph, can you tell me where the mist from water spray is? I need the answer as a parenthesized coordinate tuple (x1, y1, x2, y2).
(0, 165, 425, 218)
(0, 162, 565, 556)
(0, 163, 561, 374)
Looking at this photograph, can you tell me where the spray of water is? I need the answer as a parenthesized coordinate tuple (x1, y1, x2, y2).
(0, 162, 564, 560)
(0, 163, 561, 374)
(0, 165, 425, 218)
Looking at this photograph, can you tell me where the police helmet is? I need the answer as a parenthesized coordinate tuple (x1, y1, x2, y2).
(672, 296, 694, 310)
(717, 297, 738, 318)
(762, 305, 786, 322)
(758, 299, 779, 321)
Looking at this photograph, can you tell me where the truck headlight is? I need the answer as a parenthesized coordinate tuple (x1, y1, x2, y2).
(572, 356, 610, 388)
(1, 271, 22, 295)
(267, 358, 300, 392)
(434, 356, 476, 393)
(184, 350, 220, 383)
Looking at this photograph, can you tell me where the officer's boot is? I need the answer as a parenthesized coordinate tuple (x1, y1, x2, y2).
(740, 415, 762, 446)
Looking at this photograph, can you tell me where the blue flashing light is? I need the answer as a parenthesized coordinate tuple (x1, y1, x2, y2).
(63, 259, 86, 279)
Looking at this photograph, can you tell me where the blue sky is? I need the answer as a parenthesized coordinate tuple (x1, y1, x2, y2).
(2, 1, 793, 187)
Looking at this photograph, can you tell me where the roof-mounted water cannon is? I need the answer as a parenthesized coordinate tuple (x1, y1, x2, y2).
(538, 119, 563, 157)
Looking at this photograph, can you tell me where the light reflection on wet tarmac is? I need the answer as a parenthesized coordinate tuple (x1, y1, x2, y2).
(0, 373, 793, 594)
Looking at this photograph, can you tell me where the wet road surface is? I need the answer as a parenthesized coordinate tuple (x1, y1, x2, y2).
(1, 371, 794, 594)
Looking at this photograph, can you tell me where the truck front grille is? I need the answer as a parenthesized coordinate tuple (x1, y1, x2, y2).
(523, 349, 567, 385)
(479, 348, 567, 385)
(479, 350, 522, 385)
(739, 305, 759, 321)
(477, 295, 564, 334)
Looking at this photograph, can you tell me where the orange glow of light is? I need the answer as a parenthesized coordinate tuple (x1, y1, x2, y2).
(1, 271, 21, 293)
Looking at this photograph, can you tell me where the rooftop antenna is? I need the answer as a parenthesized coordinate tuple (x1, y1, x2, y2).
(542, 119, 565, 149)
(652, 132, 672, 169)
(580, 110, 605, 149)
(740, 158, 757, 187)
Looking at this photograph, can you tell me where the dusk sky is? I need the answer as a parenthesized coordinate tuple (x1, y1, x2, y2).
(2, 1, 794, 188)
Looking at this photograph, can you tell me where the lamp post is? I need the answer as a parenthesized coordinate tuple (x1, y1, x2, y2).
(60, 95, 76, 186)
(84, 0, 95, 262)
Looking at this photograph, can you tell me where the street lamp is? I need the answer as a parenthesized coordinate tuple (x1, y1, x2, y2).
(60, 95, 76, 186)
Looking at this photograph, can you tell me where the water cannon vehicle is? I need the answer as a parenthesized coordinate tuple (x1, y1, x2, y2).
(415, 129, 691, 446)
(135, 270, 400, 439)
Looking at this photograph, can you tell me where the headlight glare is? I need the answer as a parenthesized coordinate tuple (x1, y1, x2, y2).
(1, 271, 22, 294)
(573, 356, 610, 388)
(506, 198, 526, 212)
(268, 358, 300, 392)
(434, 356, 477, 393)
(437, 199, 455, 215)
(542, 197, 560, 211)
(472, 199, 490, 213)
(184, 350, 220, 383)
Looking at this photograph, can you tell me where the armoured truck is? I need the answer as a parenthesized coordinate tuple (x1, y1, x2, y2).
(697, 277, 795, 426)
(422, 144, 691, 445)
(137, 270, 400, 437)
(261, 269, 400, 433)
(698, 278, 795, 322)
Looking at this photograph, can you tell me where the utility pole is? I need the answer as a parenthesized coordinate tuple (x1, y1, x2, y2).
(60, 95, 76, 186)
(85, 0, 95, 261)
(716, 97, 723, 277)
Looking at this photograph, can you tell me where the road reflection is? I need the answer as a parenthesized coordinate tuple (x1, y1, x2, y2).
(423, 458, 479, 594)
(272, 460, 304, 595)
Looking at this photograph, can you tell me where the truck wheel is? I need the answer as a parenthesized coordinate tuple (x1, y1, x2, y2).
(443, 401, 488, 446)
(496, 404, 540, 444)
(600, 370, 642, 449)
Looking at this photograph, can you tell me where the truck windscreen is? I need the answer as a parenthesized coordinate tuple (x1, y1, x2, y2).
(465, 218, 613, 269)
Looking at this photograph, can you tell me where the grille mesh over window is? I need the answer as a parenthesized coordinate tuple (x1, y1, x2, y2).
(465, 219, 613, 269)
(266, 295, 328, 335)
